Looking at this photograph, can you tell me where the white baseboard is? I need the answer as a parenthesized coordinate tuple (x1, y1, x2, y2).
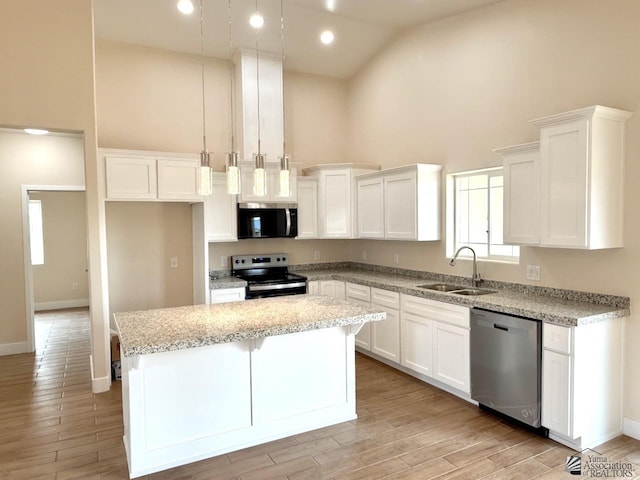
(90, 354, 111, 394)
(35, 298, 89, 311)
(624, 417, 640, 441)
(0, 341, 31, 356)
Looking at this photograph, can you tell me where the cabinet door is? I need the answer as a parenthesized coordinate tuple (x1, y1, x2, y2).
(371, 307, 400, 362)
(319, 170, 352, 238)
(157, 158, 201, 201)
(384, 171, 417, 240)
(401, 311, 432, 377)
(105, 156, 157, 200)
(539, 119, 589, 248)
(503, 150, 540, 245)
(542, 349, 572, 437)
(307, 280, 319, 295)
(357, 176, 384, 239)
(297, 178, 318, 239)
(319, 280, 345, 299)
(210, 288, 245, 304)
(204, 174, 237, 242)
(346, 283, 372, 351)
(432, 321, 470, 393)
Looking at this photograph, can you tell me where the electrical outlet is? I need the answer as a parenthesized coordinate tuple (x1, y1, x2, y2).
(393, 253, 400, 265)
(170, 257, 178, 269)
(526, 265, 541, 281)
(72, 282, 79, 291)
(220, 256, 228, 268)
(362, 251, 367, 261)
(314, 251, 321, 260)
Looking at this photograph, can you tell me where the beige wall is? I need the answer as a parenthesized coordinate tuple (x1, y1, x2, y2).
(346, 0, 640, 423)
(106, 203, 193, 319)
(30, 191, 89, 308)
(0, 0, 110, 386)
(0, 132, 85, 344)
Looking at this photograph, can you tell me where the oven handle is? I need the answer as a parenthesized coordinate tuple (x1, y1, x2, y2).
(248, 281, 307, 292)
(285, 208, 291, 236)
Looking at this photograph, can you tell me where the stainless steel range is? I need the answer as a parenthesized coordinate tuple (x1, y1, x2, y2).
(231, 253, 307, 299)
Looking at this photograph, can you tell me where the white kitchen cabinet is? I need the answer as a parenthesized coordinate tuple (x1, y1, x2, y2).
(103, 150, 201, 202)
(495, 142, 540, 245)
(209, 287, 245, 304)
(296, 177, 318, 239)
(105, 156, 157, 200)
(304, 164, 379, 239)
(530, 105, 632, 249)
(307, 280, 319, 295)
(356, 176, 384, 239)
(346, 283, 372, 351)
(399, 294, 470, 394)
(370, 288, 400, 362)
(356, 164, 442, 241)
(541, 320, 624, 450)
(319, 280, 345, 300)
(204, 173, 237, 242)
(400, 295, 434, 377)
(432, 320, 470, 393)
(239, 162, 297, 203)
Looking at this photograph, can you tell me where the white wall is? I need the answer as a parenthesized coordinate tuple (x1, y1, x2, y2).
(346, 0, 640, 425)
(30, 191, 89, 309)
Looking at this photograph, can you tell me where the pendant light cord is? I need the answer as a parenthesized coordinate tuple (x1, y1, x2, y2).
(280, 0, 286, 160)
(255, 0, 261, 155)
(228, 0, 235, 153)
(200, 0, 207, 154)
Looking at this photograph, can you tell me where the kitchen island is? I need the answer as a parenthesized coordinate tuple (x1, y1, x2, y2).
(114, 295, 386, 479)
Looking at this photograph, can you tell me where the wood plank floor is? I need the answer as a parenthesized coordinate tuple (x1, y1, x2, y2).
(1, 308, 638, 479)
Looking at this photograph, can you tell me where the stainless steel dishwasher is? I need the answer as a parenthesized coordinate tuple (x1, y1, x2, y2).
(470, 308, 543, 428)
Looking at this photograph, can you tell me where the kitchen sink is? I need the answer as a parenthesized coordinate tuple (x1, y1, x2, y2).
(416, 284, 497, 296)
(451, 288, 496, 296)
(417, 283, 466, 292)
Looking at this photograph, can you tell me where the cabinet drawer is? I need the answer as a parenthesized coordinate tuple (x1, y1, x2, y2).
(400, 294, 469, 329)
(371, 288, 400, 309)
(346, 282, 371, 303)
(543, 323, 572, 354)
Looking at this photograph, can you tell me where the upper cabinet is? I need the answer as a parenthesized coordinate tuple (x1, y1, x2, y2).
(296, 177, 318, 239)
(356, 164, 442, 241)
(531, 105, 632, 249)
(495, 142, 540, 246)
(103, 149, 201, 202)
(303, 164, 380, 239)
(238, 162, 297, 203)
(204, 173, 237, 242)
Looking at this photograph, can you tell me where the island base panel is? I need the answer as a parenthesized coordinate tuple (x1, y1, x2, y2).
(121, 326, 357, 478)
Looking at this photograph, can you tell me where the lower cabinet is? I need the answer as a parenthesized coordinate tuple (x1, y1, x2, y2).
(320, 280, 345, 299)
(346, 283, 372, 351)
(370, 288, 400, 362)
(541, 320, 624, 450)
(400, 294, 470, 394)
(210, 287, 246, 304)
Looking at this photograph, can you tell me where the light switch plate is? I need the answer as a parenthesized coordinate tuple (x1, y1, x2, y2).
(220, 256, 228, 268)
(170, 257, 178, 269)
(314, 251, 321, 260)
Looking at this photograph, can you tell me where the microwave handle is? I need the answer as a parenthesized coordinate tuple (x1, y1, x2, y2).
(285, 208, 291, 236)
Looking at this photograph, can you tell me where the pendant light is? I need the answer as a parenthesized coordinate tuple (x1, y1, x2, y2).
(197, 0, 213, 196)
(252, 0, 267, 197)
(278, 0, 290, 197)
(225, 0, 240, 195)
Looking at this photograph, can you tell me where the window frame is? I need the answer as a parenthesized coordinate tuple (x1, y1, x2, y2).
(446, 166, 520, 264)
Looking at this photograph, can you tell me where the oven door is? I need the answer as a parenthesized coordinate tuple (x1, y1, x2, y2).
(245, 281, 307, 299)
(237, 204, 298, 239)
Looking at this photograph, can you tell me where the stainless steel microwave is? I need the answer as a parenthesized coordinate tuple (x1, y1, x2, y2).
(237, 203, 298, 239)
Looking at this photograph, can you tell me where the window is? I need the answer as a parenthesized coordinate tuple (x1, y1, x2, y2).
(28, 199, 44, 265)
(448, 168, 519, 262)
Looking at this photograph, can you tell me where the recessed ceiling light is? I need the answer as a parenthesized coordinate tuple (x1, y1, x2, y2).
(249, 13, 264, 29)
(320, 30, 335, 45)
(177, 0, 194, 15)
(325, 0, 336, 12)
(24, 128, 49, 135)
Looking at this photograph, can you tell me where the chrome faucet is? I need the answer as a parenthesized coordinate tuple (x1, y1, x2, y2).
(449, 246, 482, 287)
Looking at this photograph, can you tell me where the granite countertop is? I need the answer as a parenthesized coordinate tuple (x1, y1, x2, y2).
(292, 268, 629, 327)
(114, 295, 386, 357)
